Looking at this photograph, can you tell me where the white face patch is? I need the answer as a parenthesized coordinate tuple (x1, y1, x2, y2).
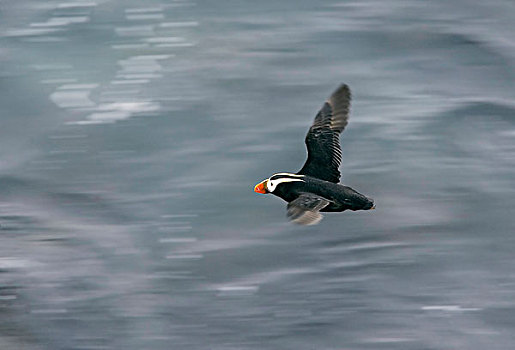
(266, 173, 304, 193)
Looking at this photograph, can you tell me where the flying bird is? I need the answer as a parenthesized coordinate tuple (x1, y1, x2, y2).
(254, 84, 375, 225)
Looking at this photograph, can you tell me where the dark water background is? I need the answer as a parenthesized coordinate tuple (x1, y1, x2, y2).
(1, 0, 514, 349)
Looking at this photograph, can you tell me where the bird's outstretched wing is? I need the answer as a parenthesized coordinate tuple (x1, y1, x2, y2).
(297, 84, 351, 183)
(287, 193, 331, 225)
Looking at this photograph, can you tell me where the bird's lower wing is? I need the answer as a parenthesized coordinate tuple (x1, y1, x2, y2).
(287, 193, 331, 225)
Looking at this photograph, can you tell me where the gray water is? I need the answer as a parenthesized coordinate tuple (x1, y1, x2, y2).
(1, 0, 515, 349)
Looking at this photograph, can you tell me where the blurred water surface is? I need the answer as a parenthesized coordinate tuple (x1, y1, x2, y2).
(1, 0, 515, 349)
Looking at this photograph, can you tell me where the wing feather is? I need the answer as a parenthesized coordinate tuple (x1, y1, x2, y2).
(287, 193, 331, 225)
(297, 84, 351, 183)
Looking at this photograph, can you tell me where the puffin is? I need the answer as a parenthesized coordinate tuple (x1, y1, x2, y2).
(253, 84, 375, 225)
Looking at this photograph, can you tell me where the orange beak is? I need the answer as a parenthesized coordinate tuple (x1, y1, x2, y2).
(254, 180, 267, 194)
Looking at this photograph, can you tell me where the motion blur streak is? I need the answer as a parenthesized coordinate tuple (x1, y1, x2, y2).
(1, 0, 514, 349)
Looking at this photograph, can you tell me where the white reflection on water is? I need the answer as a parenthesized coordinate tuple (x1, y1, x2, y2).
(74, 101, 161, 125)
(422, 305, 482, 312)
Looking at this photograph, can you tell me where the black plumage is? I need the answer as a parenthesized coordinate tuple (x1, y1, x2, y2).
(298, 84, 350, 183)
(254, 84, 374, 225)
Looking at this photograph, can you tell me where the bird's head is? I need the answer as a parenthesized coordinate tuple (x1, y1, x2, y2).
(254, 173, 305, 194)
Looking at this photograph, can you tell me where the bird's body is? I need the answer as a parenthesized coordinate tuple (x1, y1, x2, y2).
(272, 175, 374, 212)
(254, 84, 374, 225)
